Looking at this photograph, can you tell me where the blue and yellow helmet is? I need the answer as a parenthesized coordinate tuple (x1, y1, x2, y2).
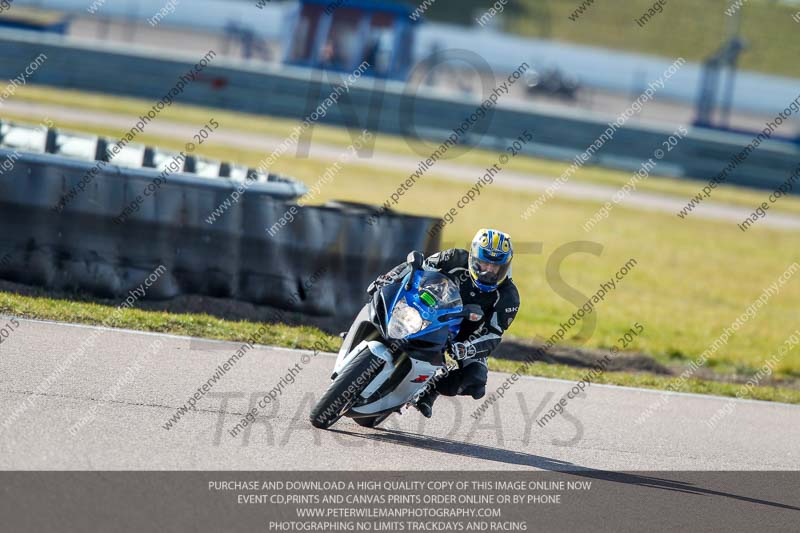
(468, 228, 513, 292)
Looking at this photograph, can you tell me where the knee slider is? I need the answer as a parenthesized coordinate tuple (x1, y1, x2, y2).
(462, 361, 488, 398)
(469, 385, 486, 400)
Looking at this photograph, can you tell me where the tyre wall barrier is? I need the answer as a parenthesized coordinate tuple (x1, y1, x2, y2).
(0, 134, 441, 318)
(0, 29, 797, 192)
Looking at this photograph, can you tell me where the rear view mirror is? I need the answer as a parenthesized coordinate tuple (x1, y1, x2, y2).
(407, 250, 424, 270)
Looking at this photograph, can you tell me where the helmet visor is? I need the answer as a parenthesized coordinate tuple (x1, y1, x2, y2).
(471, 257, 510, 287)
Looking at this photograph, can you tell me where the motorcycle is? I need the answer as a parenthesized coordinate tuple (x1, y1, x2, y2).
(309, 252, 482, 430)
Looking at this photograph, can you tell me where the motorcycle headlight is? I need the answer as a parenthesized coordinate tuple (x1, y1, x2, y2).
(387, 299, 430, 339)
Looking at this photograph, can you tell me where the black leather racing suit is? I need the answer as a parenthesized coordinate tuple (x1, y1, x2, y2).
(380, 248, 520, 399)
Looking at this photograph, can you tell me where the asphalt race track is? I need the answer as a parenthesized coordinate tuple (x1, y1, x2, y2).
(1, 318, 798, 470)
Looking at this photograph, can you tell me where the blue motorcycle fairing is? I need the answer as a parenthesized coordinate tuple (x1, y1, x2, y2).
(384, 270, 464, 342)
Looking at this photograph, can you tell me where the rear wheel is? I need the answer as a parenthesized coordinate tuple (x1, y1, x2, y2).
(309, 348, 384, 429)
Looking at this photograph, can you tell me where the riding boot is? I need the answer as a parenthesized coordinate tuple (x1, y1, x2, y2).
(415, 389, 439, 418)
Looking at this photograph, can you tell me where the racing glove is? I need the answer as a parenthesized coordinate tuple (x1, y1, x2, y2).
(368, 251, 425, 294)
(447, 341, 477, 360)
(367, 273, 398, 295)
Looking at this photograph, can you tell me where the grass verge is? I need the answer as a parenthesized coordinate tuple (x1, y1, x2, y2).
(488, 359, 800, 404)
(3, 290, 799, 404)
(8, 84, 800, 217)
(2, 108, 799, 380)
(507, 0, 800, 79)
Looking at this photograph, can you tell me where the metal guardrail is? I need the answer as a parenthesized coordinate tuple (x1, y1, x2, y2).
(0, 119, 306, 197)
(0, 29, 796, 193)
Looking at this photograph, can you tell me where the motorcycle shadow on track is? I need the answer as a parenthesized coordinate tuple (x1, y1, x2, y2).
(328, 428, 800, 513)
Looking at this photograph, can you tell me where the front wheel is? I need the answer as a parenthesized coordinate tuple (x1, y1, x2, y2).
(309, 347, 384, 429)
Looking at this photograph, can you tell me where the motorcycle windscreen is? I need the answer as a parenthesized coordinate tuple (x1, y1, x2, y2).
(385, 271, 463, 341)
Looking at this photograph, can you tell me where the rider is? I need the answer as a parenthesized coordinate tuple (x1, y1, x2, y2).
(370, 228, 520, 418)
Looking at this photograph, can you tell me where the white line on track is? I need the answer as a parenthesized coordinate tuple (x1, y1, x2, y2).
(12, 317, 799, 408)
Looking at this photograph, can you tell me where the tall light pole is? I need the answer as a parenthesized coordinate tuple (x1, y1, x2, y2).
(720, 5, 744, 128)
